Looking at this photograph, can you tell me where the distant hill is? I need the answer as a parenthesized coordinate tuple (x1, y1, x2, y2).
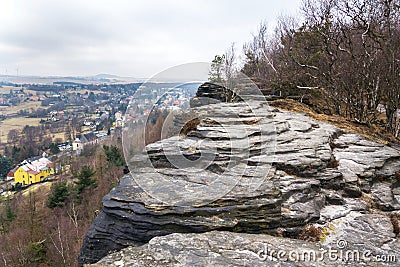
(0, 74, 142, 84)
(93, 74, 121, 79)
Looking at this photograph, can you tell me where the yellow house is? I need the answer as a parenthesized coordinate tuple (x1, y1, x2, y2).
(13, 156, 54, 185)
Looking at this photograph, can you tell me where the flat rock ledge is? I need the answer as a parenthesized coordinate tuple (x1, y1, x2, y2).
(80, 100, 400, 266)
(90, 212, 400, 267)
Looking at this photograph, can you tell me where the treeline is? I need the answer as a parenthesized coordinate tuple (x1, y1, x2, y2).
(0, 143, 125, 266)
(219, 0, 400, 136)
(4, 122, 73, 164)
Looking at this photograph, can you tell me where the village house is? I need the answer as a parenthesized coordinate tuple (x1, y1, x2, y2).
(7, 154, 54, 185)
(72, 131, 108, 154)
(57, 142, 71, 151)
(72, 137, 84, 152)
(115, 111, 124, 127)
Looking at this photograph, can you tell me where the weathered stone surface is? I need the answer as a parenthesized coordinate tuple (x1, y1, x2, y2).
(79, 98, 400, 265)
(89, 215, 400, 267)
(323, 211, 400, 265)
(371, 182, 399, 211)
(333, 134, 400, 182)
(88, 231, 328, 267)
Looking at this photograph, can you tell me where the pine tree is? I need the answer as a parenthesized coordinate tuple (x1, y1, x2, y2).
(47, 182, 70, 208)
(103, 145, 125, 167)
(209, 55, 225, 83)
(0, 154, 12, 179)
(76, 166, 97, 193)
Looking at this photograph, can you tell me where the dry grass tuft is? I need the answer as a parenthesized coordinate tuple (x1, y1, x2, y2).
(269, 99, 397, 144)
(180, 118, 200, 137)
(389, 213, 400, 237)
(298, 224, 325, 242)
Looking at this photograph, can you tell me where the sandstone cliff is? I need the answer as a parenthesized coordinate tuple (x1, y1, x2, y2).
(79, 84, 400, 266)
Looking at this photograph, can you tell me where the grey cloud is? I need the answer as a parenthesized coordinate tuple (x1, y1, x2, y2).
(0, 0, 301, 77)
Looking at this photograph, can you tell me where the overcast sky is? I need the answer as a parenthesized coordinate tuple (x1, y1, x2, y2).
(0, 0, 302, 78)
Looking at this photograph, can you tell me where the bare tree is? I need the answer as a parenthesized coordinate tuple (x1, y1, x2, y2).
(7, 129, 19, 144)
(222, 43, 239, 100)
(270, 0, 400, 129)
(243, 22, 281, 88)
(49, 221, 67, 265)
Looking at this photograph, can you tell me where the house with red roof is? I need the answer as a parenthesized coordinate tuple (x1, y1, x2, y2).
(10, 155, 54, 185)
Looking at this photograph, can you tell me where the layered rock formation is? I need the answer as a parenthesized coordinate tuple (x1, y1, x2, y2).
(80, 92, 400, 265)
(189, 82, 239, 106)
(90, 212, 400, 267)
